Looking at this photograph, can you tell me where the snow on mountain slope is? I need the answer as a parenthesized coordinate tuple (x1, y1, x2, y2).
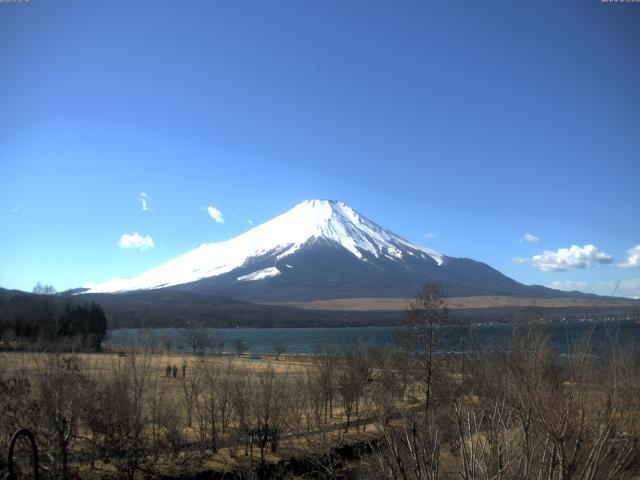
(237, 267, 281, 282)
(82, 199, 444, 294)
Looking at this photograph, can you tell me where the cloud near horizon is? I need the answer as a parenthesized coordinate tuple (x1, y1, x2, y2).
(546, 278, 640, 299)
(531, 244, 613, 272)
(512, 256, 529, 264)
(424, 232, 438, 240)
(118, 232, 155, 250)
(620, 278, 640, 299)
(546, 280, 589, 292)
(207, 206, 225, 223)
(619, 244, 640, 268)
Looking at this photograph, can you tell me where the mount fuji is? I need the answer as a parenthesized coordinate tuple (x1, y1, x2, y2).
(82, 199, 578, 302)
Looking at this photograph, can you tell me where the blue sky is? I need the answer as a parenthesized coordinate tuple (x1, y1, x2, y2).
(1, 0, 639, 297)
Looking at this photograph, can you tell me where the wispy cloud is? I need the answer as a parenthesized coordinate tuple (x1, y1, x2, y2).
(512, 256, 529, 265)
(520, 233, 540, 244)
(532, 244, 613, 272)
(546, 278, 640, 299)
(207, 206, 225, 223)
(11, 207, 18, 214)
(546, 280, 589, 292)
(138, 192, 152, 212)
(620, 278, 640, 299)
(423, 232, 438, 240)
(619, 244, 640, 268)
(118, 232, 155, 250)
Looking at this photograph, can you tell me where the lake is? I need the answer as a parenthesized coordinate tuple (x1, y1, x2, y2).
(105, 319, 640, 355)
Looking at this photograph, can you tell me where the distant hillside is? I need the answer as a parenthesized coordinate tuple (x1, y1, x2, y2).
(3, 286, 639, 330)
(273, 295, 638, 311)
(78, 290, 403, 329)
(71, 290, 640, 328)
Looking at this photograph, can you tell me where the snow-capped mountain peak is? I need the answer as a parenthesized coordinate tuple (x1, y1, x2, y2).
(277, 199, 443, 263)
(83, 199, 443, 294)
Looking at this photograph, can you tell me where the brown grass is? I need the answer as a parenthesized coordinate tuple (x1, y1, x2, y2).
(267, 295, 637, 311)
(1, 351, 311, 379)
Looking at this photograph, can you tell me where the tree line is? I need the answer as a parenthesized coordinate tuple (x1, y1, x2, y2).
(0, 284, 107, 351)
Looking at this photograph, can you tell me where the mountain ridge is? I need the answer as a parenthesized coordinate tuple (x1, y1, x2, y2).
(80, 199, 611, 303)
(83, 199, 445, 294)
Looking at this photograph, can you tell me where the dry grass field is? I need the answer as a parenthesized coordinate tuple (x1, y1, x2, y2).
(0, 348, 393, 479)
(1, 320, 640, 480)
(1, 350, 312, 378)
(269, 295, 638, 311)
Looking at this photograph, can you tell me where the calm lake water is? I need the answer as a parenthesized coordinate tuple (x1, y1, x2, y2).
(105, 320, 640, 355)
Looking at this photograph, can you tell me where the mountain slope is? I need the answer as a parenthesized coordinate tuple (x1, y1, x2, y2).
(84, 199, 444, 295)
(82, 199, 594, 302)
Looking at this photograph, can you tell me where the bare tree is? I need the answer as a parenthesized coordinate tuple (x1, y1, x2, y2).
(233, 338, 249, 356)
(195, 357, 225, 452)
(253, 365, 288, 462)
(0, 357, 33, 469)
(305, 368, 326, 433)
(399, 283, 448, 414)
(160, 336, 173, 355)
(316, 346, 338, 425)
(218, 359, 234, 434)
(287, 369, 308, 437)
(31, 352, 88, 478)
(211, 332, 226, 356)
(371, 347, 407, 423)
(230, 368, 256, 460)
(32, 282, 56, 295)
(274, 342, 287, 360)
(180, 327, 212, 354)
(372, 411, 442, 480)
(179, 361, 201, 428)
(336, 344, 372, 432)
(83, 350, 155, 480)
(459, 323, 640, 480)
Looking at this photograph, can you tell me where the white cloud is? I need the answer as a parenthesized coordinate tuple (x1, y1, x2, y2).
(424, 232, 438, 240)
(138, 192, 152, 212)
(619, 244, 640, 268)
(619, 278, 640, 298)
(118, 232, 155, 250)
(207, 206, 225, 223)
(545, 278, 640, 298)
(512, 256, 529, 265)
(531, 244, 613, 272)
(520, 233, 540, 244)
